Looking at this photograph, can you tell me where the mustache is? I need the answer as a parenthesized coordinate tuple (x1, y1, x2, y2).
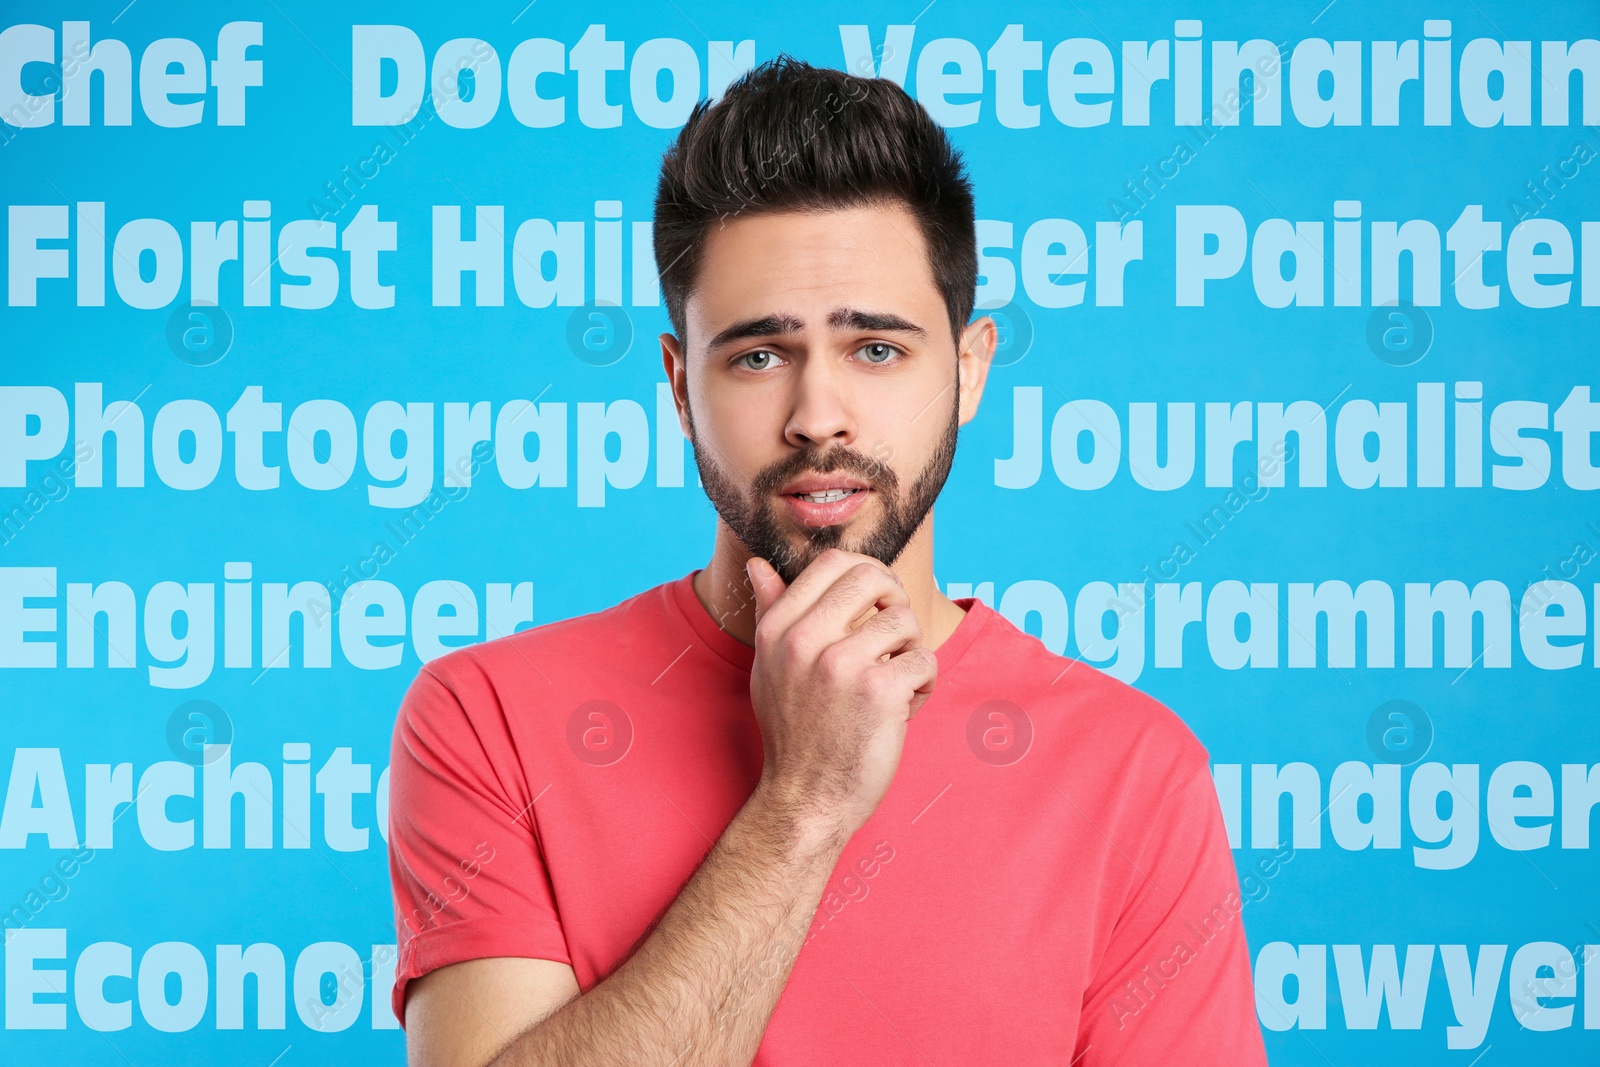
(756, 447, 896, 494)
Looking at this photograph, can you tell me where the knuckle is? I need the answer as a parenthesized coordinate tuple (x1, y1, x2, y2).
(778, 632, 811, 674)
(848, 560, 885, 584)
(815, 641, 851, 682)
(859, 667, 893, 702)
(879, 605, 916, 632)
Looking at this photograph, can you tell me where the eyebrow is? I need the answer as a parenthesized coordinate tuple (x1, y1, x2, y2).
(706, 307, 929, 351)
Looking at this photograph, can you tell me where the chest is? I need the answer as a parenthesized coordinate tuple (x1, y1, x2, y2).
(527, 692, 1116, 1044)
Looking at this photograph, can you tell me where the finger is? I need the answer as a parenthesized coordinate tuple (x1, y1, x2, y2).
(761, 548, 903, 635)
(906, 684, 933, 720)
(835, 604, 922, 665)
(747, 557, 785, 628)
(869, 644, 937, 720)
(811, 560, 911, 642)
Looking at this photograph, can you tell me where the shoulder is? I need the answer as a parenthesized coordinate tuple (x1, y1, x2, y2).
(395, 576, 677, 736)
(971, 601, 1212, 789)
(419, 576, 675, 692)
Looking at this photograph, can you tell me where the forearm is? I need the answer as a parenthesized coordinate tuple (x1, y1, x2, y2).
(485, 785, 846, 1067)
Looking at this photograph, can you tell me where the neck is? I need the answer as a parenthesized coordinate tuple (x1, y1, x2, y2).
(690, 509, 968, 652)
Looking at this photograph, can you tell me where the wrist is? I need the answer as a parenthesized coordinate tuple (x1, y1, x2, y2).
(747, 780, 849, 861)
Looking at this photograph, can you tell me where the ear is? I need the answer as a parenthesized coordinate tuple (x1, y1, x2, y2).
(660, 331, 693, 439)
(955, 315, 996, 427)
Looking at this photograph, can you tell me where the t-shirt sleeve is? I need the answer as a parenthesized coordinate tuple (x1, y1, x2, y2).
(1073, 760, 1268, 1065)
(387, 662, 571, 1028)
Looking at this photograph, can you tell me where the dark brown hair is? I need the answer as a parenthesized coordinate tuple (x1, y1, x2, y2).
(653, 54, 977, 347)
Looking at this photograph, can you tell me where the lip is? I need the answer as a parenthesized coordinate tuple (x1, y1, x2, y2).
(780, 486, 873, 528)
(778, 474, 873, 495)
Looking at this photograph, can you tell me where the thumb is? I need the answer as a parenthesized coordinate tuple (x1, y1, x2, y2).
(746, 557, 785, 626)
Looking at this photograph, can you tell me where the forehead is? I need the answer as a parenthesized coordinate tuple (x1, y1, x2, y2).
(685, 201, 942, 348)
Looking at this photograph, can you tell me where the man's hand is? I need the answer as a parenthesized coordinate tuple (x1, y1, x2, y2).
(744, 547, 938, 849)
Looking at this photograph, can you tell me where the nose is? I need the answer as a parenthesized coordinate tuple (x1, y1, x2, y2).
(783, 350, 855, 449)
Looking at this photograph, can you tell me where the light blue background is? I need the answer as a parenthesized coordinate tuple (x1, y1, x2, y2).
(2, 0, 1598, 1063)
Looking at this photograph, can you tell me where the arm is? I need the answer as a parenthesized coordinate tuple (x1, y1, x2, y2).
(407, 785, 847, 1067)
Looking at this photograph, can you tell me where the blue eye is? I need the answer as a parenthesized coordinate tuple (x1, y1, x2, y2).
(736, 350, 782, 371)
(856, 342, 899, 364)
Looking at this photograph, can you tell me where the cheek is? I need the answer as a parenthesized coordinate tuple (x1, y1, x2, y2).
(706, 390, 771, 445)
(862, 396, 941, 469)
(881, 356, 953, 417)
(696, 388, 781, 477)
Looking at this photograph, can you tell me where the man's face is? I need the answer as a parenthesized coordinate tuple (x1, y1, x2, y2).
(664, 200, 985, 587)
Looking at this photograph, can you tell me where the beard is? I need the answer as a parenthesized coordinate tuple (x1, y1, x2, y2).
(686, 387, 960, 587)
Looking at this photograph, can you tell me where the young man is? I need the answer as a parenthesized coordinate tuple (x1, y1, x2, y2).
(388, 56, 1268, 1066)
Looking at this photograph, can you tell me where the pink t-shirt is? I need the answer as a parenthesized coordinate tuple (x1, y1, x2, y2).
(387, 569, 1267, 1064)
